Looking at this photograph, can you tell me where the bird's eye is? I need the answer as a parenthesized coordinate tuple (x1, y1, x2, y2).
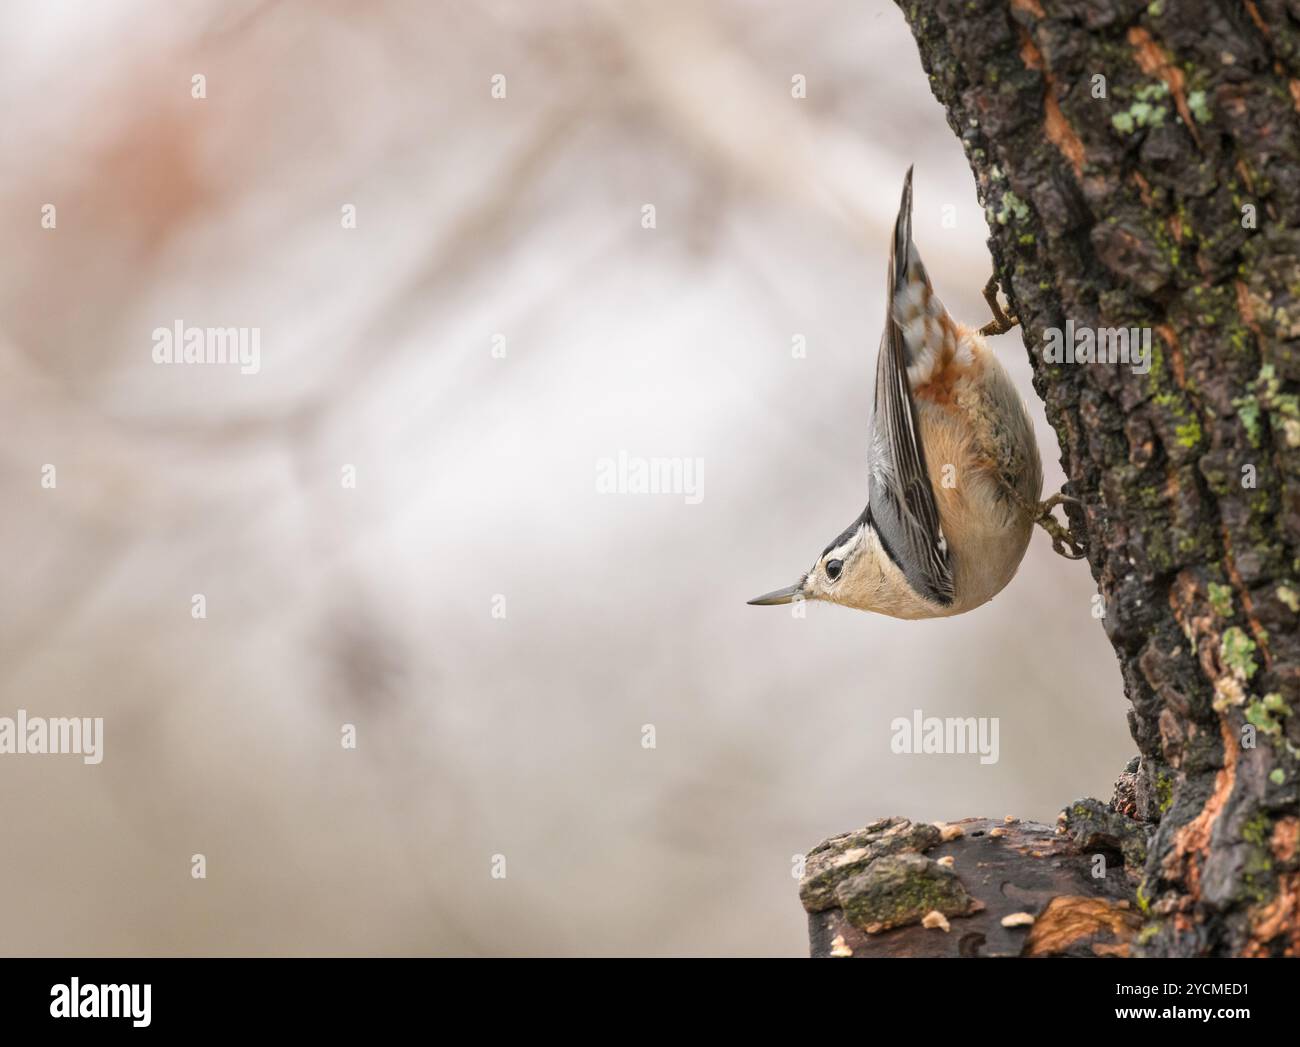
(825, 559, 843, 581)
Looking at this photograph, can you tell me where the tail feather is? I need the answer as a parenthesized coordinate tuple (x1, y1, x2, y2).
(887, 166, 957, 387)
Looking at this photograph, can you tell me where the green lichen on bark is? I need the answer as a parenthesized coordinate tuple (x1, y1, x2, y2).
(800, 817, 942, 911)
(800, 817, 980, 934)
(835, 852, 980, 934)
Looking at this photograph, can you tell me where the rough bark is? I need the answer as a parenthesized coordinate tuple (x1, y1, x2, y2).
(804, 0, 1300, 957)
(804, 815, 1145, 957)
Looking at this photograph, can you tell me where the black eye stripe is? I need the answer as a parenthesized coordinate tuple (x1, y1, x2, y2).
(825, 559, 843, 581)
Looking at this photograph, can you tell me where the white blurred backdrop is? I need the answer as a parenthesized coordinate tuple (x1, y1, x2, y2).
(0, 0, 1130, 955)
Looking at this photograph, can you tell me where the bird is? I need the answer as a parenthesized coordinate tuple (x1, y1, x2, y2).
(748, 167, 1081, 620)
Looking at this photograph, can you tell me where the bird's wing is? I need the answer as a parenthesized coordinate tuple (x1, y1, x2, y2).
(866, 168, 955, 606)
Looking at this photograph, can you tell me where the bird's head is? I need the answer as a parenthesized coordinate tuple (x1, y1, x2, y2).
(747, 520, 870, 609)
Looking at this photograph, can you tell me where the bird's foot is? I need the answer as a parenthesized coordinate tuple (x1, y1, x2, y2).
(1035, 493, 1087, 560)
(978, 274, 1019, 337)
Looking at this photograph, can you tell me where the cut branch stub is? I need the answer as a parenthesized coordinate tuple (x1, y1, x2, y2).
(804, 814, 1141, 957)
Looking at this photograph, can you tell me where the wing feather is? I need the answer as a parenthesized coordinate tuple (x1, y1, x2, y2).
(866, 168, 954, 606)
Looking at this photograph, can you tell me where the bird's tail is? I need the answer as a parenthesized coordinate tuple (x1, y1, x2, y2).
(887, 166, 956, 384)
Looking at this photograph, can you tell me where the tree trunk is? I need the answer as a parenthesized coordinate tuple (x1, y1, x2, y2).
(804, 0, 1300, 957)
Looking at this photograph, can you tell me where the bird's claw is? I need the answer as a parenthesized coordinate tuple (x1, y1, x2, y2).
(978, 274, 1019, 337)
(1036, 493, 1087, 560)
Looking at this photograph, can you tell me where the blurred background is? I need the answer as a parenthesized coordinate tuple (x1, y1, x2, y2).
(0, 0, 1130, 955)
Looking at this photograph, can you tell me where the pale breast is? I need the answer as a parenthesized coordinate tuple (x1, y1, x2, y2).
(913, 333, 1040, 615)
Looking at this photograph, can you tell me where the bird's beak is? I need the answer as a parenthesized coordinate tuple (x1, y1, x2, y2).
(747, 581, 805, 606)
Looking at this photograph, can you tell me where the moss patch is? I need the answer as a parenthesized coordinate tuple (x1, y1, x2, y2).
(835, 852, 980, 934)
(1220, 627, 1259, 680)
(1208, 582, 1234, 617)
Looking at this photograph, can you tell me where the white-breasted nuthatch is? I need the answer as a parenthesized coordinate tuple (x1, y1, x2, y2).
(749, 168, 1080, 620)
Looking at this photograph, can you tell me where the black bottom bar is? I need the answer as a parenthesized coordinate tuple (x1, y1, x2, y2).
(0, 956, 1287, 1032)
